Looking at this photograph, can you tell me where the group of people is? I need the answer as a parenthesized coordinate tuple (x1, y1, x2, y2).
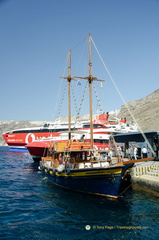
(77, 135, 149, 160)
(93, 145, 148, 162)
(118, 145, 148, 160)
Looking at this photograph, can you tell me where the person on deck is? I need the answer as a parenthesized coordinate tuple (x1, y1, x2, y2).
(142, 146, 148, 158)
(134, 147, 138, 160)
(79, 134, 85, 142)
(59, 154, 63, 164)
(128, 146, 133, 159)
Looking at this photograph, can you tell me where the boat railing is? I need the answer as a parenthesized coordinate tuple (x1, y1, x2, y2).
(41, 153, 125, 170)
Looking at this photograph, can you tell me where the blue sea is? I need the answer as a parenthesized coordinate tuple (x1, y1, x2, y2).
(0, 146, 159, 240)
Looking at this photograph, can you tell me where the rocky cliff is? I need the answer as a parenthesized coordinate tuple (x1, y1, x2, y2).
(118, 89, 159, 132)
(1, 89, 159, 146)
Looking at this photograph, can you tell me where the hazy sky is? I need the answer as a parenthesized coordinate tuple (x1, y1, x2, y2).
(1, 0, 159, 121)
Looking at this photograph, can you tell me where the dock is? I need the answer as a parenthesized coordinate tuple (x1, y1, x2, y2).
(130, 161, 159, 192)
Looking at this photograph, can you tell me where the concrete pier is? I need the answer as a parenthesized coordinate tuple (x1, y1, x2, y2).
(130, 161, 159, 192)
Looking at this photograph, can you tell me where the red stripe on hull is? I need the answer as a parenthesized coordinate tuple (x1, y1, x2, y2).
(2, 132, 61, 147)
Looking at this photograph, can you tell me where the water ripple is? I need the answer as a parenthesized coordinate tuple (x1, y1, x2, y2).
(0, 147, 159, 240)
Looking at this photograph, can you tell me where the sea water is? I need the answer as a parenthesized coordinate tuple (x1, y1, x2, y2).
(0, 146, 159, 240)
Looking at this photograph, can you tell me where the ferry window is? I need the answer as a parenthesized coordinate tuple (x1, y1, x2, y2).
(83, 125, 90, 128)
(43, 124, 50, 127)
(95, 124, 106, 128)
(94, 139, 109, 144)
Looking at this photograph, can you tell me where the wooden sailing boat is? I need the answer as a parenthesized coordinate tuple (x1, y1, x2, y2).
(39, 34, 154, 198)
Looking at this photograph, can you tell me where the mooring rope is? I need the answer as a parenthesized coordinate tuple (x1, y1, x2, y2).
(118, 159, 158, 197)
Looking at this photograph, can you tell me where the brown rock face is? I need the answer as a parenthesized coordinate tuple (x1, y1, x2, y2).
(118, 89, 159, 131)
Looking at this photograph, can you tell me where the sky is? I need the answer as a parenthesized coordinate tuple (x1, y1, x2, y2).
(0, 0, 159, 121)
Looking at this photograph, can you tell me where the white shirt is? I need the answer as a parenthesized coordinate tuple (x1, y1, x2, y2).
(134, 147, 138, 154)
(142, 147, 147, 153)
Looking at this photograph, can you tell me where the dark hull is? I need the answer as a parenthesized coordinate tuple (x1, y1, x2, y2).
(41, 164, 133, 198)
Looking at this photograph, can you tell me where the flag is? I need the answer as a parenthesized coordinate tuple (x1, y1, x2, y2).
(77, 80, 81, 85)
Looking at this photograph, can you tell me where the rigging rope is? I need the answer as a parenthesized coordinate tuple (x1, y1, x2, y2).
(75, 81, 88, 123)
(56, 82, 67, 122)
(71, 84, 79, 116)
(52, 54, 68, 122)
(91, 36, 156, 157)
(93, 83, 103, 113)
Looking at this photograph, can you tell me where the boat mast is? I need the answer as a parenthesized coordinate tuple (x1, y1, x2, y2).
(68, 49, 71, 139)
(60, 49, 76, 140)
(75, 33, 104, 149)
(88, 33, 94, 149)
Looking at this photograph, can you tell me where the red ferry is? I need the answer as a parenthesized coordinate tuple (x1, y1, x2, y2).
(2, 113, 137, 155)
(2, 113, 109, 151)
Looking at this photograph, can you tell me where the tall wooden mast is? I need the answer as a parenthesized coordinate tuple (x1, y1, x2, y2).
(68, 49, 71, 139)
(60, 49, 76, 140)
(75, 33, 104, 149)
(88, 33, 93, 149)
